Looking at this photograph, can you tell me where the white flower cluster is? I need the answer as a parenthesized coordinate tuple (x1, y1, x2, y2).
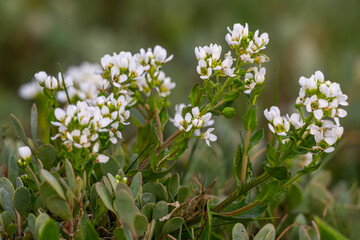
(172, 104, 216, 147)
(226, 23, 269, 64)
(243, 67, 266, 94)
(195, 44, 235, 79)
(57, 63, 103, 104)
(35, 71, 73, 91)
(296, 71, 348, 122)
(19, 63, 103, 104)
(100, 45, 175, 97)
(264, 71, 347, 153)
(296, 71, 347, 153)
(51, 93, 131, 163)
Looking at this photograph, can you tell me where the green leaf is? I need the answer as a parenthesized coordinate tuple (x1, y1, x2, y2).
(222, 91, 240, 103)
(178, 186, 190, 203)
(232, 223, 249, 240)
(0, 188, 15, 220)
(95, 182, 115, 213)
(189, 83, 200, 106)
(1, 211, 13, 228)
(154, 183, 168, 202)
(243, 107, 257, 132)
(10, 114, 29, 145)
(113, 227, 126, 240)
(65, 159, 75, 189)
(8, 155, 19, 186)
(130, 172, 142, 200)
(13, 187, 31, 218)
(255, 182, 278, 203)
(114, 189, 136, 230)
(266, 144, 277, 166)
(287, 184, 302, 209)
(135, 213, 148, 236)
(141, 192, 156, 206)
(75, 214, 100, 240)
(141, 203, 155, 221)
(46, 196, 72, 221)
(31, 103, 38, 143)
(264, 165, 289, 180)
(0, 177, 15, 198)
(107, 173, 117, 193)
(248, 129, 264, 151)
(253, 223, 276, 240)
(40, 170, 65, 199)
(159, 108, 169, 131)
(153, 201, 168, 220)
(127, 163, 175, 181)
(314, 216, 348, 240)
(28, 213, 36, 236)
(38, 145, 57, 170)
(168, 173, 180, 199)
(40, 181, 58, 202)
(149, 147, 157, 170)
(38, 218, 60, 240)
(100, 155, 121, 176)
(161, 217, 184, 236)
(6, 223, 17, 238)
(34, 213, 50, 238)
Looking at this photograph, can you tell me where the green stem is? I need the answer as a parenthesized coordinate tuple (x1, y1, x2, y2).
(185, 172, 271, 226)
(241, 130, 251, 185)
(58, 63, 72, 105)
(138, 130, 182, 170)
(220, 200, 262, 216)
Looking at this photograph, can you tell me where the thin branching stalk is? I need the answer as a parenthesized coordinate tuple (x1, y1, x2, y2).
(241, 130, 251, 185)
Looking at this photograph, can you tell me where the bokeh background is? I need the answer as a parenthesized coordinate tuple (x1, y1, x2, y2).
(0, 0, 359, 200)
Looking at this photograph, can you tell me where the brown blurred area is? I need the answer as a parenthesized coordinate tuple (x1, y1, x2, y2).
(0, 0, 359, 182)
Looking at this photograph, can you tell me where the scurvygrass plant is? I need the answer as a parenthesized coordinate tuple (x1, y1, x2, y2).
(1, 22, 348, 239)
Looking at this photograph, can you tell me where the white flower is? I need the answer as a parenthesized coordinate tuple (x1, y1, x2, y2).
(18, 80, 43, 100)
(34, 71, 48, 85)
(154, 45, 173, 64)
(44, 76, 58, 90)
(18, 146, 32, 160)
(254, 67, 266, 84)
(310, 120, 343, 153)
(197, 59, 212, 79)
(253, 30, 269, 50)
(240, 53, 254, 63)
(225, 23, 249, 48)
(195, 46, 206, 60)
(201, 128, 217, 147)
(287, 113, 304, 129)
(174, 113, 193, 132)
(96, 154, 109, 163)
(264, 106, 281, 122)
(264, 106, 289, 136)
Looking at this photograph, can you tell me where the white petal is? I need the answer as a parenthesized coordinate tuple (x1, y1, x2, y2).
(313, 109, 323, 120)
(96, 154, 109, 163)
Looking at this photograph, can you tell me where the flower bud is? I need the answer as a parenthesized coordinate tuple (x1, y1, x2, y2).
(19, 146, 32, 161)
(222, 107, 236, 118)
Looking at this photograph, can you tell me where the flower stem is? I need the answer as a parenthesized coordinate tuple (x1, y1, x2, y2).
(137, 130, 182, 170)
(185, 172, 271, 226)
(241, 130, 251, 185)
(155, 108, 163, 144)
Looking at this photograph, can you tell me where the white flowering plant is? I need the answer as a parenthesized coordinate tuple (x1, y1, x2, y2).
(0, 22, 348, 239)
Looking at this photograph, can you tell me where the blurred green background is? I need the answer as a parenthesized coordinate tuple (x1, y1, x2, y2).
(0, 0, 359, 185)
